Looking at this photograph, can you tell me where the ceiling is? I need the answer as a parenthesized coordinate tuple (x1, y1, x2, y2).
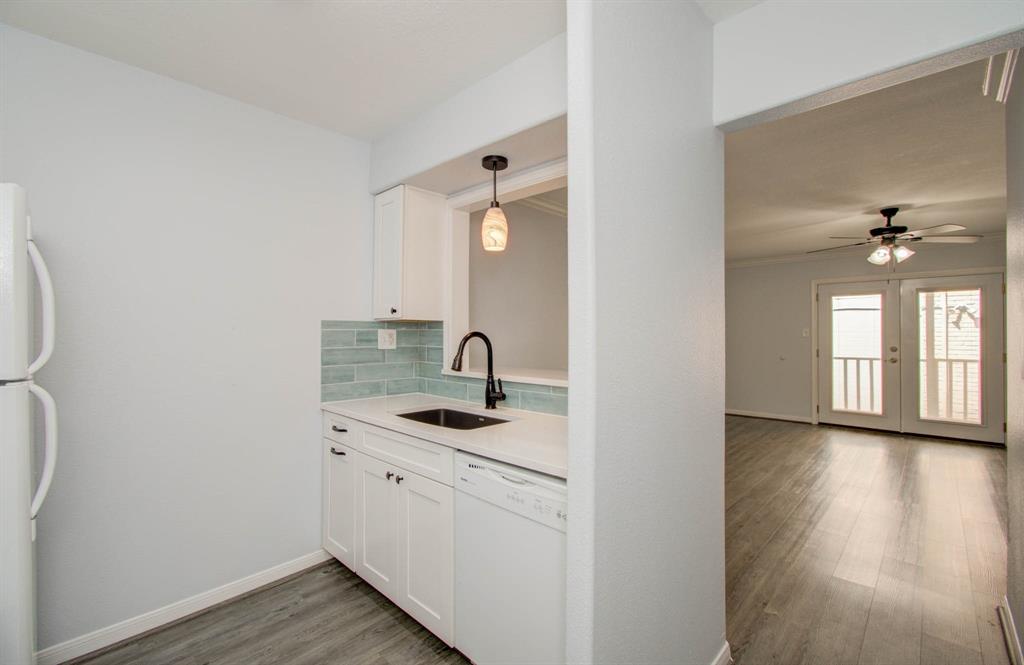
(0, 0, 565, 140)
(694, 0, 764, 23)
(726, 57, 1007, 262)
(406, 116, 566, 195)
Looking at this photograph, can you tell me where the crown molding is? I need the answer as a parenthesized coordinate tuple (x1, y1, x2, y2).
(512, 196, 567, 217)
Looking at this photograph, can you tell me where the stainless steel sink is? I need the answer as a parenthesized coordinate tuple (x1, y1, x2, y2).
(397, 408, 508, 430)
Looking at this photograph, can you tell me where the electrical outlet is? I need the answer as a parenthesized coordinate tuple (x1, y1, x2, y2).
(802, 328, 810, 338)
(378, 329, 397, 350)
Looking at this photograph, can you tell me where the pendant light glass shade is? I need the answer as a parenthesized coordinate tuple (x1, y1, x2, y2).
(892, 245, 915, 263)
(480, 155, 509, 252)
(481, 205, 508, 252)
(867, 245, 891, 265)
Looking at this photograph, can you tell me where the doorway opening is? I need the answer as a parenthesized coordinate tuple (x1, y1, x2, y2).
(722, 45, 1018, 665)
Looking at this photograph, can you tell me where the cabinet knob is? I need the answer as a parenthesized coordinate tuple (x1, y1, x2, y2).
(330, 448, 346, 456)
(386, 471, 394, 480)
(331, 425, 347, 433)
(395, 475, 404, 484)
(390, 307, 397, 315)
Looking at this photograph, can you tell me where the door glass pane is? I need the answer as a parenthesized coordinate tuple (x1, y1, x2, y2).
(831, 294, 883, 414)
(918, 289, 983, 424)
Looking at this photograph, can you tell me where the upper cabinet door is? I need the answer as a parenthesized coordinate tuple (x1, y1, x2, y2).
(373, 186, 404, 320)
(372, 185, 445, 321)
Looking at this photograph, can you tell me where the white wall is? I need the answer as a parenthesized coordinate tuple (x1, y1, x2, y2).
(0, 25, 371, 650)
(566, 2, 725, 662)
(369, 33, 566, 194)
(714, 1, 1024, 128)
(1004, 62, 1024, 650)
(726, 239, 1007, 421)
(468, 200, 567, 373)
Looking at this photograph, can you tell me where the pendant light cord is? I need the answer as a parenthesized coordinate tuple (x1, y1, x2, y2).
(491, 165, 498, 207)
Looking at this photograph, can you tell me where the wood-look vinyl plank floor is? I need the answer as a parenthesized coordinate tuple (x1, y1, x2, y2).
(73, 416, 1009, 665)
(726, 416, 1010, 665)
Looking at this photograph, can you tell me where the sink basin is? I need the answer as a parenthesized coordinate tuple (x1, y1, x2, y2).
(397, 408, 508, 430)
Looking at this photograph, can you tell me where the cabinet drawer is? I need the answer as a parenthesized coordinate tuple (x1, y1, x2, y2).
(359, 424, 453, 486)
(323, 413, 354, 444)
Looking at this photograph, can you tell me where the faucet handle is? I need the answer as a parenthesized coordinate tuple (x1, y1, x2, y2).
(496, 378, 506, 401)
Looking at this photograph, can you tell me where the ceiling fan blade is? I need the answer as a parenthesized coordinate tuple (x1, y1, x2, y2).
(901, 224, 967, 237)
(806, 241, 874, 254)
(829, 236, 873, 240)
(914, 235, 982, 244)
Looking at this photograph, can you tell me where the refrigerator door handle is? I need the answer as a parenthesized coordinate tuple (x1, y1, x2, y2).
(28, 382, 57, 519)
(27, 239, 55, 375)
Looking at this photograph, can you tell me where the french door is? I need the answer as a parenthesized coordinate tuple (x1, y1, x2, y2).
(817, 273, 1004, 443)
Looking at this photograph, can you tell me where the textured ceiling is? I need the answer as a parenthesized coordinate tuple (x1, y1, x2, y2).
(405, 116, 566, 195)
(726, 58, 1006, 262)
(694, 0, 764, 23)
(0, 0, 566, 140)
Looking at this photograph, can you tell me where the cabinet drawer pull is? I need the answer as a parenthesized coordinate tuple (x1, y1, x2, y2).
(386, 471, 394, 480)
(331, 425, 347, 433)
(390, 307, 397, 315)
(330, 447, 346, 456)
(395, 475, 404, 484)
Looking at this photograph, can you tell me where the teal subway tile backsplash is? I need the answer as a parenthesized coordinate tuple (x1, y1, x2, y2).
(320, 320, 567, 415)
(356, 362, 415, 381)
(321, 380, 385, 402)
(322, 347, 384, 365)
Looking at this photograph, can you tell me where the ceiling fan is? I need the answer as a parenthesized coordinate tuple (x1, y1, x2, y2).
(807, 207, 982, 266)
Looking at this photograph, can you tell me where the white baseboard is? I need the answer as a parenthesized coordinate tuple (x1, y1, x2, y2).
(711, 640, 733, 665)
(1000, 595, 1024, 665)
(36, 549, 332, 665)
(726, 409, 813, 424)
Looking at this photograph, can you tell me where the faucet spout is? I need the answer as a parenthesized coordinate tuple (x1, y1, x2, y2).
(450, 331, 506, 409)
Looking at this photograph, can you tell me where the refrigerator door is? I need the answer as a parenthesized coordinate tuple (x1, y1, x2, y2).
(0, 184, 30, 381)
(0, 382, 36, 665)
(26, 236, 55, 376)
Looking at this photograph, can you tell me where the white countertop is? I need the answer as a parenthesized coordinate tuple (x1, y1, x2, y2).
(321, 393, 568, 479)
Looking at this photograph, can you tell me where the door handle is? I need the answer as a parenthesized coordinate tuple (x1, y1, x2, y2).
(386, 471, 394, 480)
(888, 358, 899, 363)
(330, 447, 346, 456)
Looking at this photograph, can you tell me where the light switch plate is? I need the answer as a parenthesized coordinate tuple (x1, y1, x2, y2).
(378, 329, 397, 350)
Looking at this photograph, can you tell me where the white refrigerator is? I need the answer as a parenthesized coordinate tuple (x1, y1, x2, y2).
(1, 183, 58, 665)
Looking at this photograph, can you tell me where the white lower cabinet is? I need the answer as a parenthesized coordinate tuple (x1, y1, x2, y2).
(322, 439, 356, 567)
(354, 451, 401, 599)
(396, 469, 454, 642)
(322, 418, 454, 646)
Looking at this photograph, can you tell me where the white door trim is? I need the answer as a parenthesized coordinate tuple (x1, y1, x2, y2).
(810, 266, 1005, 425)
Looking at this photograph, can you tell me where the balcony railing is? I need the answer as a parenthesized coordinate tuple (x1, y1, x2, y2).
(833, 356, 882, 414)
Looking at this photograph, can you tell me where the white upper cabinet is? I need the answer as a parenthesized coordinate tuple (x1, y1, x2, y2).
(373, 185, 445, 321)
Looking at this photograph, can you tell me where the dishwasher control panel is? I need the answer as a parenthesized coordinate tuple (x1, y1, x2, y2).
(455, 453, 568, 533)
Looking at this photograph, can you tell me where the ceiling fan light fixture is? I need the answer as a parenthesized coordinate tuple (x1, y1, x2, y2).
(867, 245, 891, 266)
(892, 245, 915, 263)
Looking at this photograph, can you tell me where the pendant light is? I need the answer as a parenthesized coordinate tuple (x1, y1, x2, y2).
(481, 155, 509, 252)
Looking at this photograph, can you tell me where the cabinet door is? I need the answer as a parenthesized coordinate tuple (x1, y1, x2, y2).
(354, 452, 400, 598)
(373, 186, 404, 320)
(322, 440, 356, 567)
(396, 471, 454, 645)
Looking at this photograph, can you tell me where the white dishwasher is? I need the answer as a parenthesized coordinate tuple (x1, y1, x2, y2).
(454, 451, 567, 665)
